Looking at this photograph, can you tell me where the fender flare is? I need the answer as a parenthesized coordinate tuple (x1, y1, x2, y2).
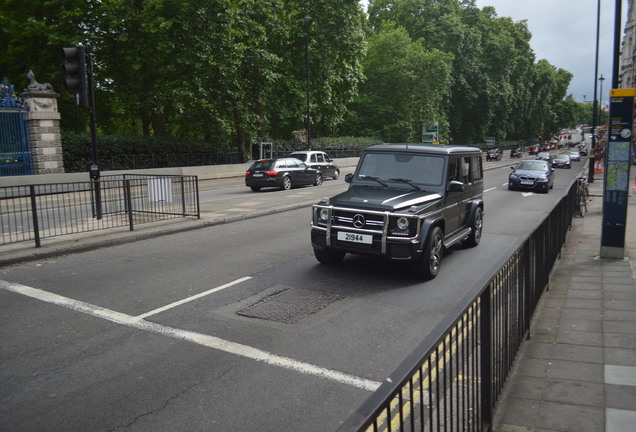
(418, 216, 445, 250)
(468, 199, 485, 224)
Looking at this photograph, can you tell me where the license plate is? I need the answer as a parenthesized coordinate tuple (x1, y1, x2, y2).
(337, 231, 372, 244)
(252, 173, 263, 177)
(520, 180, 534, 185)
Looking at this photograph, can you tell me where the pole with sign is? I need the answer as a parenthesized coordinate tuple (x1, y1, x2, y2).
(600, 88, 634, 258)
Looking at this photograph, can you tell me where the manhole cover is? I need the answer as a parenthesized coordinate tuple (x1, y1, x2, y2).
(237, 287, 345, 324)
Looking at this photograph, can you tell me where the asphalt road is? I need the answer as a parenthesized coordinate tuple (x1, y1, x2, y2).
(0, 155, 586, 431)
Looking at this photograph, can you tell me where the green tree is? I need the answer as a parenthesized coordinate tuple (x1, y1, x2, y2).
(343, 23, 452, 142)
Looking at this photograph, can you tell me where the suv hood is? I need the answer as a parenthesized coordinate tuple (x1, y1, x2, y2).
(329, 186, 442, 211)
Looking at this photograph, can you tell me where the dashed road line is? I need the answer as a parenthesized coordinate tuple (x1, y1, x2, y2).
(0, 279, 381, 392)
(137, 276, 252, 319)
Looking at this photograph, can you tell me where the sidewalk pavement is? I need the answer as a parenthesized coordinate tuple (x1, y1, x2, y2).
(493, 170, 636, 432)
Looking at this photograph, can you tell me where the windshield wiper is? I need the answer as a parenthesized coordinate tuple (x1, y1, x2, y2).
(358, 175, 388, 187)
(389, 178, 420, 190)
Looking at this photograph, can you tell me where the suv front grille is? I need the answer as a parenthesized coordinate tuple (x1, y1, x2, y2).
(333, 209, 385, 232)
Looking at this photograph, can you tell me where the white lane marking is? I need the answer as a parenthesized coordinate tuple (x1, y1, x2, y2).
(0, 280, 381, 392)
(485, 187, 497, 193)
(137, 276, 252, 319)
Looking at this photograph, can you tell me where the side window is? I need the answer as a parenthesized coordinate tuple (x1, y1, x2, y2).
(472, 156, 483, 180)
(316, 153, 324, 163)
(310, 154, 317, 163)
(462, 156, 471, 183)
(287, 159, 299, 168)
(447, 156, 459, 184)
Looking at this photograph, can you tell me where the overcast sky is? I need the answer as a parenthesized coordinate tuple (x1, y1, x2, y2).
(361, 0, 630, 105)
(474, 0, 628, 105)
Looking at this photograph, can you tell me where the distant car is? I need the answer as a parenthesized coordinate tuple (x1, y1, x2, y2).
(486, 149, 501, 161)
(510, 148, 522, 158)
(508, 159, 554, 193)
(536, 151, 554, 162)
(569, 151, 581, 161)
(552, 153, 571, 168)
(288, 150, 340, 180)
(579, 146, 588, 156)
(245, 158, 323, 191)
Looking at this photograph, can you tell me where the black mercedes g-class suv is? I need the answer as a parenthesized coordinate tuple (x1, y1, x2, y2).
(310, 144, 484, 279)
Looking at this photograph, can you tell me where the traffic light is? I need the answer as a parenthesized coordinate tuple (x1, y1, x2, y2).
(61, 46, 88, 107)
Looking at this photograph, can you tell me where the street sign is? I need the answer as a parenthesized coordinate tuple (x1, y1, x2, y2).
(601, 88, 634, 258)
(423, 122, 439, 143)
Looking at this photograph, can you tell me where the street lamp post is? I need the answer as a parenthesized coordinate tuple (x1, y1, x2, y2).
(588, 0, 601, 183)
(304, 14, 312, 150)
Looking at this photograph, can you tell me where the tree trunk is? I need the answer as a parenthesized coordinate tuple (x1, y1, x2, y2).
(234, 109, 246, 159)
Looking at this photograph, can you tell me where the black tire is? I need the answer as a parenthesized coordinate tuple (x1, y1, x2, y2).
(412, 226, 443, 280)
(464, 207, 483, 248)
(281, 176, 292, 190)
(313, 172, 323, 186)
(313, 248, 346, 265)
(333, 169, 340, 180)
(250, 186, 261, 192)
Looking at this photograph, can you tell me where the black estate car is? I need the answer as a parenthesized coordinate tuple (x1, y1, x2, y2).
(245, 158, 323, 191)
(310, 144, 484, 280)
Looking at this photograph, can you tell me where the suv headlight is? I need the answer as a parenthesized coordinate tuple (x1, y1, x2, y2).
(390, 216, 414, 236)
(396, 216, 409, 230)
(314, 207, 330, 226)
(319, 208, 329, 222)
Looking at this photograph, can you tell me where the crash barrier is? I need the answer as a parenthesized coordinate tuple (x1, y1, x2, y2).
(0, 174, 200, 247)
(337, 180, 577, 432)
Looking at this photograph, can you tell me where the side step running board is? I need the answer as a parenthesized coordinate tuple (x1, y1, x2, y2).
(444, 227, 471, 249)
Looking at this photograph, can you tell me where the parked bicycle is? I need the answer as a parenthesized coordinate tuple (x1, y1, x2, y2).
(576, 176, 589, 217)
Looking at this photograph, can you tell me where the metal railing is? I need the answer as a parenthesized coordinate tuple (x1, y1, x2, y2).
(337, 180, 577, 432)
(0, 174, 200, 247)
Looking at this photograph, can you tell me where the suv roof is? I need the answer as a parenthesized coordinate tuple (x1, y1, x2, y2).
(366, 143, 481, 155)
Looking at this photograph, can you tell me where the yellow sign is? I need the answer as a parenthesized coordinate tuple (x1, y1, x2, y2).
(610, 88, 636, 97)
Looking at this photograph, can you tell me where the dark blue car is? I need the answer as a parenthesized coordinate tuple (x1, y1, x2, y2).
(508, 159, 554, 193)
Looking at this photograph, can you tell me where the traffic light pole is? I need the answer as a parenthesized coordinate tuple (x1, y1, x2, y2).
(62, 45, 101, 219)
(86, 51, 102, 220)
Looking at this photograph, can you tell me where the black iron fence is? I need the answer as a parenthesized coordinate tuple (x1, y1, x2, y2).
(337, 180, 577, 432)
(0, 174, 200, 247)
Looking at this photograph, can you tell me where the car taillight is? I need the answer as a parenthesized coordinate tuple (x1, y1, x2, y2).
(265, 171, 278, 175)
(245, 171, 251, 175)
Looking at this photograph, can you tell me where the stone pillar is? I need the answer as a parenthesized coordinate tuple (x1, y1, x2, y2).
(22, 90, 65, 174)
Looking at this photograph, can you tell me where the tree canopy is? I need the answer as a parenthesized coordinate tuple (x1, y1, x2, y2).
(0, 0, 585, 154)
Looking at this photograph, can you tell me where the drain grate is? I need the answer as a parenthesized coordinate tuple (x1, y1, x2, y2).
(237, 287, 345, 324)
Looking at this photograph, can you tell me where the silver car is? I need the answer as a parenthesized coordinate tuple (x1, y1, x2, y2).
(288, 151, 340, 180)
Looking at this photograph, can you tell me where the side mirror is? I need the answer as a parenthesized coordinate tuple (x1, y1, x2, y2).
(345, 173, 353, 183)
(448, 180, 464, 192)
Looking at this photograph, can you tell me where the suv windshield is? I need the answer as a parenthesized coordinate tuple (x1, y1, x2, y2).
(356, 153, 445, 186)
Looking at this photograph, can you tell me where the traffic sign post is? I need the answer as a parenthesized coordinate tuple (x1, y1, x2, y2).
(600, 88, 634, 258)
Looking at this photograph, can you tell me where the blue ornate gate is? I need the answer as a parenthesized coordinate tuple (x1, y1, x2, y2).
(0, 78, 31, 176)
